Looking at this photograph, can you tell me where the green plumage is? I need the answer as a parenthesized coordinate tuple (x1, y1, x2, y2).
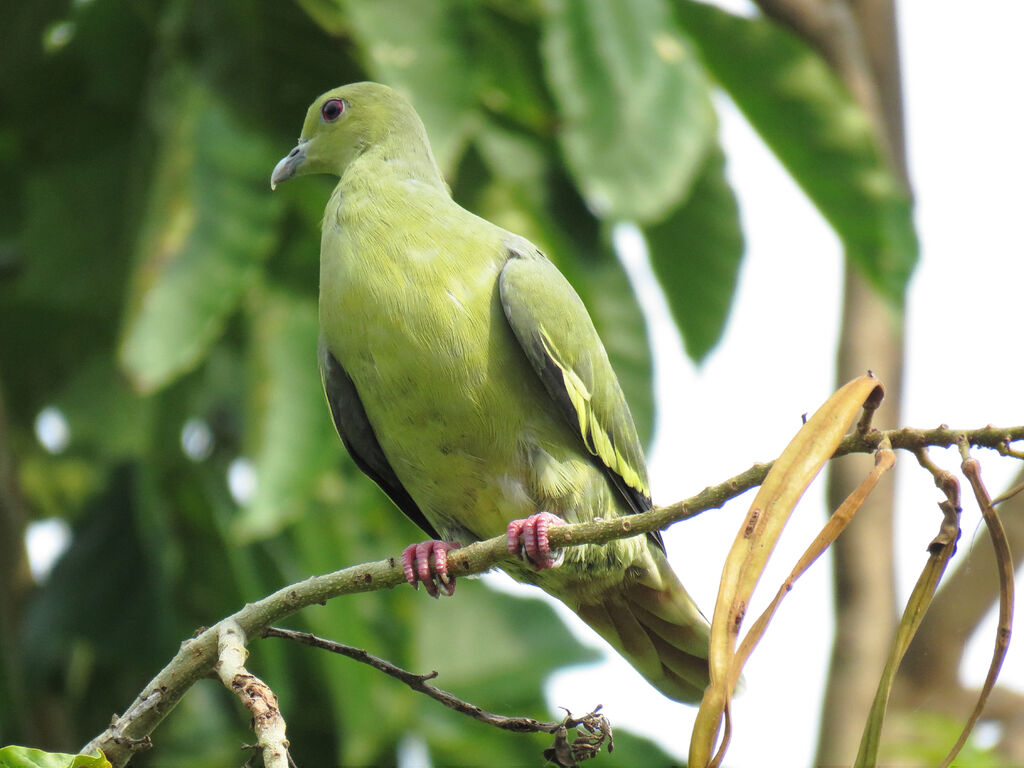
(272, 82, 710, 702)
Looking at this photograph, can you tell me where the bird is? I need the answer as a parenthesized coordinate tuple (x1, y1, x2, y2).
(271, 82, 710, 703)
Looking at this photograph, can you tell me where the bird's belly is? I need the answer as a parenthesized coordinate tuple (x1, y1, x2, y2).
(322, 260, 550, 541)
(370, 370, 532, 541)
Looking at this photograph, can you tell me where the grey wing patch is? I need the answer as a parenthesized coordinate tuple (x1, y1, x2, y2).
(319, 342, 440, 540)
(498, 247, 664, 552)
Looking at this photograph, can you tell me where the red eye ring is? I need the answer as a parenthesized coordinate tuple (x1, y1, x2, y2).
(321, 98, 345, 122)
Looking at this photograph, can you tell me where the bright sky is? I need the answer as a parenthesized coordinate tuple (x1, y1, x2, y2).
(490, 1, 1024, 765)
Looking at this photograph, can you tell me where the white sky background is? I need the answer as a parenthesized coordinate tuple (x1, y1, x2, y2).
(488, 1, 1024, 765)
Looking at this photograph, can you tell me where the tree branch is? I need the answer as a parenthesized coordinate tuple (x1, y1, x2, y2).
(82, 423, 1024, 766)
(216, 621, 291, 768)
(262, 625, 613, 766)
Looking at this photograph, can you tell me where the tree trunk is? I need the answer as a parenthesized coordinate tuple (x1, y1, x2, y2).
(818, 267, 903, 763)
(750, 0, 911, 761)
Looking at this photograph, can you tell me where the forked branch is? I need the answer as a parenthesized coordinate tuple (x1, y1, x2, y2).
(82, 422, 1024, 767)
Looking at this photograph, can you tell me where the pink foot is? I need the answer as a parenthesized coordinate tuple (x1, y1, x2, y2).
(401, 540, 461, 598)
(507, 512, 566, 571)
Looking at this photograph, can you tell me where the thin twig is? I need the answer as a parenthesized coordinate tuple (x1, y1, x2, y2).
(991, 478, 1024, 507)
(836, 424, 1024, 460)
(264, 627, 580, 734)
(938, 441, 1015, 768)
(264, 627, 611, 766)
(996, 440, 1024, 461)
(855, 376, 885, 435)
(914, 447, 959, 505)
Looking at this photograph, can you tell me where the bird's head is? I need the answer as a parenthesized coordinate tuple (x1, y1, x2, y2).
(271, 81, 424, 189)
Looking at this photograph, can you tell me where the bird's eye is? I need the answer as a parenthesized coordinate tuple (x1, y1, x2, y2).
(321, 98, 345, 122)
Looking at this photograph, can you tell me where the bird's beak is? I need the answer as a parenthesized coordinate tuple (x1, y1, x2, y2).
(271, 140, 309, 190)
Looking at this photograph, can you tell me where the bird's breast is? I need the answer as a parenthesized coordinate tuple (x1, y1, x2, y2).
(319, 209, 550, 540)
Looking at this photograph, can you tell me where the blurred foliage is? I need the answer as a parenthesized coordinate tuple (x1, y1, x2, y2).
(877, 711, 1004, 767)
(0, 0, 915, 764)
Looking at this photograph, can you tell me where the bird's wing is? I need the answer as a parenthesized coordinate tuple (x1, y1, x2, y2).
(499, 246, 660, 541)
(319, 339, 440, 539)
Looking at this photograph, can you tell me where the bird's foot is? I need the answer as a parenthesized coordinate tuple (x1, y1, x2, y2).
(507, 512, 566, 571)
(401, 540, 462, 598)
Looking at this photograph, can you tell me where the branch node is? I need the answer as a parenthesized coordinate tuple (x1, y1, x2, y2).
(544, 707, 614, 766)
(955, 433, 972, 462)
(112, 733, 151, 751)
(856, 379, 885, 434)
(996, 439, 1024, 460)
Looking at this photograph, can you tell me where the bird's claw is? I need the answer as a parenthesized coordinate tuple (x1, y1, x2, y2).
(401, 540, 461, 598)
(507, 512, 566, 571)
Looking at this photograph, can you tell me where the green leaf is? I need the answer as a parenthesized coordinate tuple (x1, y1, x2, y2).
(470, 5, 554, 134)
(474, 122, 553, 198)
(671, 0, 918, 304)
(14, 152, 131, 314)
(293, 0, 352, 37)
(644, 142, 744, 361)
(541, 0, 715, 222)
(3, 152, 137, 421)
(0, 746, 110, 768)
(0, 1, 155, 423)
(234, 287, 340, 540)
(118, 74, 283, 393)
(342, 0, 479, 173)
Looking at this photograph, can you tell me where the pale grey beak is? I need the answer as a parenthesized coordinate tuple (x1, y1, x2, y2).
(271, 140, 308, 190)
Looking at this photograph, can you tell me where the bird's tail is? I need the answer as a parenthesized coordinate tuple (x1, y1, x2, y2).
(573, 546, 710, 703)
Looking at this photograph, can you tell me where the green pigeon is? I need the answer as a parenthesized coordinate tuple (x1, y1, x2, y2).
(271, 82, 710, 702)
